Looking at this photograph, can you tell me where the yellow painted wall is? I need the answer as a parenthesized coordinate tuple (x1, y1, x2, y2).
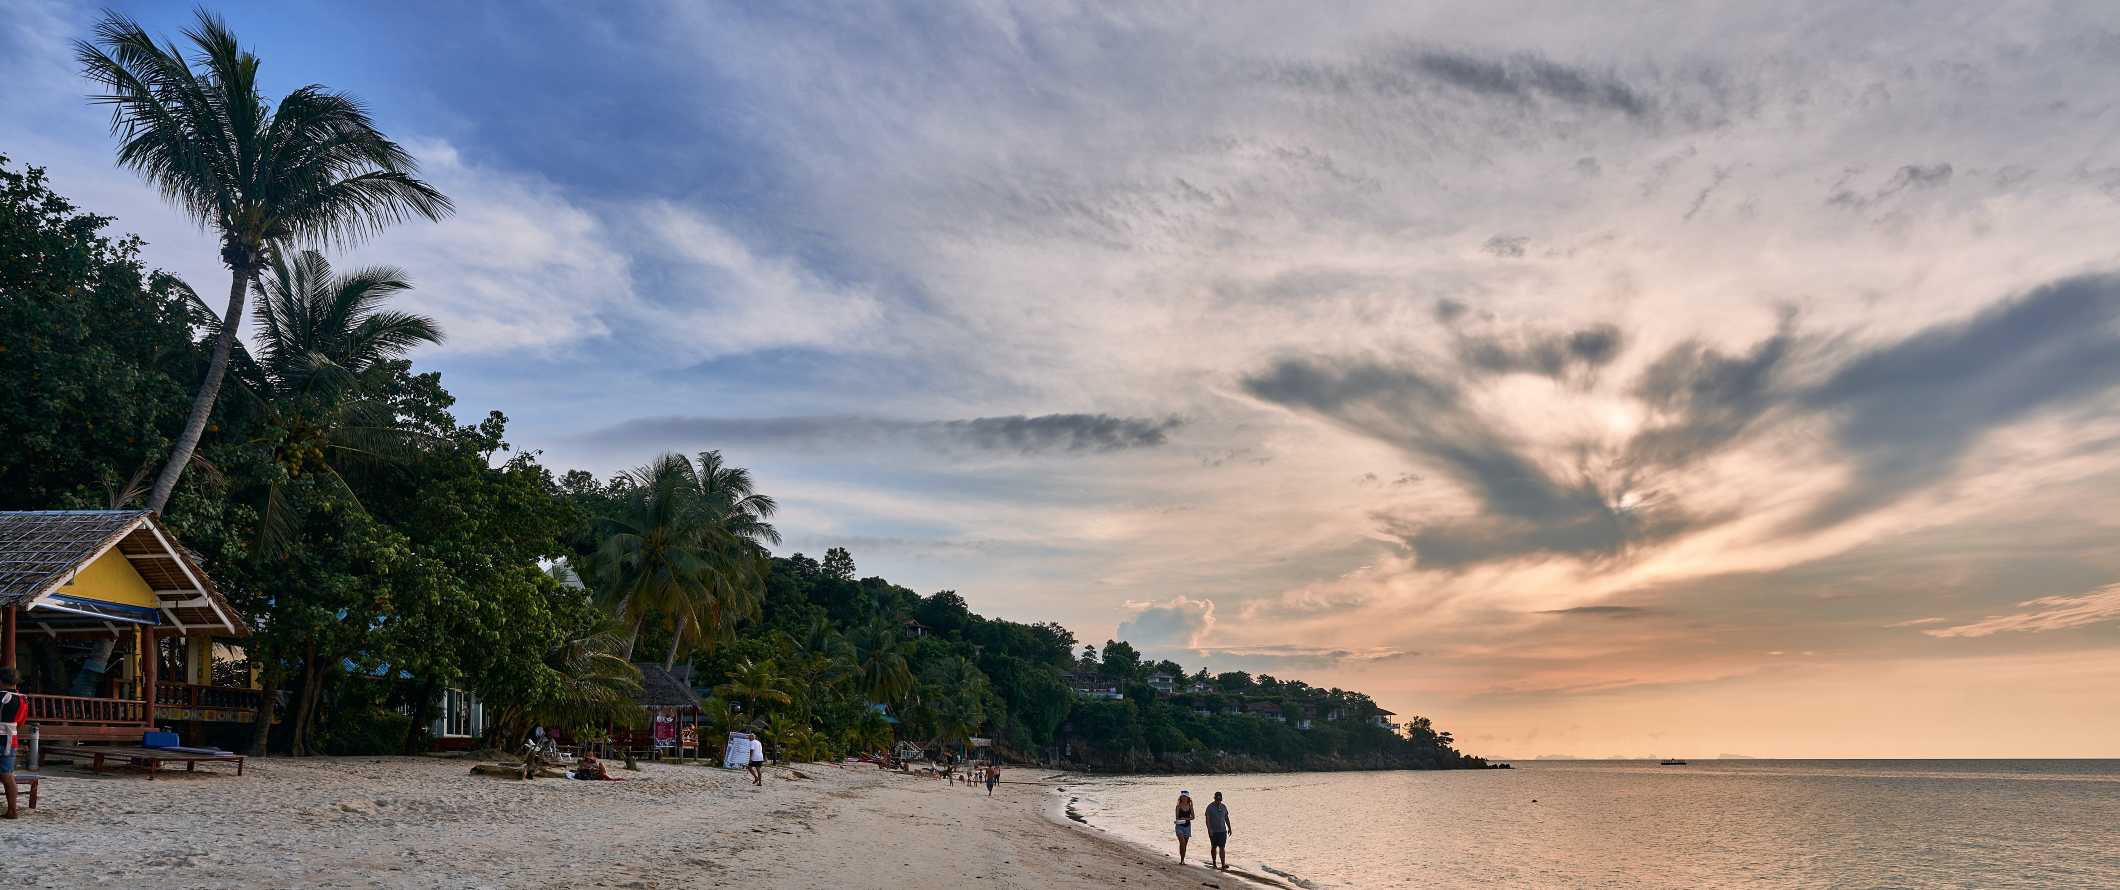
(55, 548, 162, 610)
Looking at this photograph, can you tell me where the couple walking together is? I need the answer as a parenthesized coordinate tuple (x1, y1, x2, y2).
(1174, 790, 1233, 870)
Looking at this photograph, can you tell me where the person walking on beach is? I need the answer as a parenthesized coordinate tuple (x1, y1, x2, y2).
(746, 732, 766, 786)
(0, 668, 24, 819)
(984, 762, 1000, 796)
(1205, 791, 1232, 870)
(1174, 790, 1196, 864)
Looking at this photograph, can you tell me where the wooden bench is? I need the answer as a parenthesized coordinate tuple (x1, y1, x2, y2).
(32, 723, 148, 745)
(45, 745, 244, 780)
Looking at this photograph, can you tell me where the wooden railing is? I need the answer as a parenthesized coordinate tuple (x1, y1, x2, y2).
(160, 681, 264, 712)
(26, 693, 148, 725)
(113, 681, 264, 714)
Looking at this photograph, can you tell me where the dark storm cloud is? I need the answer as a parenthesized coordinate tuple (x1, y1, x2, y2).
(1794, 274, 2120, 529)
(1482, 235, 1529, 258)
(582, 412, 1181, 455)
(1456, 324, 1627, 381)
(1252, 46, 1652, 118)
(1624, 324, 1795, 469)
(1827, 162, 1955, 209)
(943, 413, 1180, 452)
(1244, 355, 1697, 568)
(1407, 49, 1651, 116)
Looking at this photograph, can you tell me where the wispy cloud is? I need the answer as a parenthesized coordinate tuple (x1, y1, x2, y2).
(579, 413, 1182, 456)
(1926, 584, 2120, 638)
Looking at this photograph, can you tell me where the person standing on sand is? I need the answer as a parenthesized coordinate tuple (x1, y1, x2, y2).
(1174, 790, 1196, 864)
(747, 732, 766, 786)
(984, 763, 1000, 796)
(0, 668, 24, 819)
(1205, 792, 1232, 870)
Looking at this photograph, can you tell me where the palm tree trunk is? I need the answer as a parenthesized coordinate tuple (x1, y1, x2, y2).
(621, 612, 642, 662)
(246, 670, 278, 756)
(148, 266, 250, 512)
(662, 613, 688, 670)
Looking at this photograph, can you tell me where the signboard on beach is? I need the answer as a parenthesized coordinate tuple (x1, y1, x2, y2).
(721, 732, 751, 769)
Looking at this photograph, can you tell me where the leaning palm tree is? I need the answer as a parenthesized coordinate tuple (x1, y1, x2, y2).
(77, 9, 451, 512)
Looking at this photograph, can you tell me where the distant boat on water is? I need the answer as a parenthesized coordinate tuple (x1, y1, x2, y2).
(1659, 759, 1689, 765)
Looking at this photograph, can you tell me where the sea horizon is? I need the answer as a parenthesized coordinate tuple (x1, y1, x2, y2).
(1065, 759, 2120, 888)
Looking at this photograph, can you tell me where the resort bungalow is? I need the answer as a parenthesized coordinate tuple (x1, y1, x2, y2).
(1063, 672, 1123, 701)
(1244, 701, 1287, 723)
(0, 511, 255, 747)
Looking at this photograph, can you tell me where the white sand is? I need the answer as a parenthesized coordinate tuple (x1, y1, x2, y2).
(1, 755, 1256, 889)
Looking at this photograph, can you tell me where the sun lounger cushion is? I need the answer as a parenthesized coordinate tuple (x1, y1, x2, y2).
(143, 731, 181, 749)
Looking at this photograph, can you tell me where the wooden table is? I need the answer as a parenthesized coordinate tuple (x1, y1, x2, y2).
(46, 745, 245, 780)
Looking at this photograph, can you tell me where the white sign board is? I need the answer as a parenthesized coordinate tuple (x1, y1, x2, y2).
(721, 732, 751, 769)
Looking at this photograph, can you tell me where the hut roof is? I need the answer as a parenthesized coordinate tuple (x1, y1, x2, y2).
(0, 510, 247, 635)
(632, 663, 703, 709)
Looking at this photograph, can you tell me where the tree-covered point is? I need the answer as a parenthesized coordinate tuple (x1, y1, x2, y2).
(1, 146, 1482, 770)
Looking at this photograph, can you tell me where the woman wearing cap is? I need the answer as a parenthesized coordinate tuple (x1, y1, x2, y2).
(1174, 790, 1196, 864)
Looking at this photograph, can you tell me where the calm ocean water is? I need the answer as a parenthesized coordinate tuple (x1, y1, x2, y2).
(1060, 760, 2120, 889)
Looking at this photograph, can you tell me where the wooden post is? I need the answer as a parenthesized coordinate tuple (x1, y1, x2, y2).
(2, 604, 15, 669)
(142, 626, 158, 727)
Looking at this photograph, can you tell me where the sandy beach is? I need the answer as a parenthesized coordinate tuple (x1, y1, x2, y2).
(0, 756, 1251, 890)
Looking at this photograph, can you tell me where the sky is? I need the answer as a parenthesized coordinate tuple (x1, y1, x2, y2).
(6, 0, 2120, 758)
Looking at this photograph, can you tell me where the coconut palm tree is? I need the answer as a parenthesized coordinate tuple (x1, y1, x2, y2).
(76, 9, 451, 512)
(588, 455, 717, 660)
(715, 658, 794, 719)
(211, 250, 442, 553)
(852, 622, 915, 706)
(661, 450, 778, 668)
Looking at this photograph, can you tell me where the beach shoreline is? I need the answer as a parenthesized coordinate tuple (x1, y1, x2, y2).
(0, 754, 1262, 889)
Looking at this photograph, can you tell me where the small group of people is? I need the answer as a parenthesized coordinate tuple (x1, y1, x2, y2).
(1173, 790, 1234, 870)
(947, 760, 1001, 795)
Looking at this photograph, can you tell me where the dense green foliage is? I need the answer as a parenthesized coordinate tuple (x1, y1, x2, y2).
(2, 126, 1481, 769)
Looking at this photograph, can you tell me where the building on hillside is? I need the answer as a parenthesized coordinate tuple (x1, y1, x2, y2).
(902, 618, 930, 639)
(0, 510, 256, 748)
(1371, 708, 1397, 729)
(1244, 701, 1286, 723)
(1063, 672, 1123, 701)
(1147, 671, 1179, 695)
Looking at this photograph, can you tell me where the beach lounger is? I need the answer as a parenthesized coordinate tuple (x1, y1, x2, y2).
(46, 744, 245, 780)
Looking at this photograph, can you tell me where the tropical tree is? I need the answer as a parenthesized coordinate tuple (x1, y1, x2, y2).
(522, 608, 643, 738)
(587, 454, 717, 660)
(76, 9, 450, 512)
(852, 622, 915, 706)
(231, 249, 442, 551)
(715, 658, 793, 719)
(662, 450, 778, 668)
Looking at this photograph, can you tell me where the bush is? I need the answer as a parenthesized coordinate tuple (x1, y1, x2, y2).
(319, 707, 413, 755)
